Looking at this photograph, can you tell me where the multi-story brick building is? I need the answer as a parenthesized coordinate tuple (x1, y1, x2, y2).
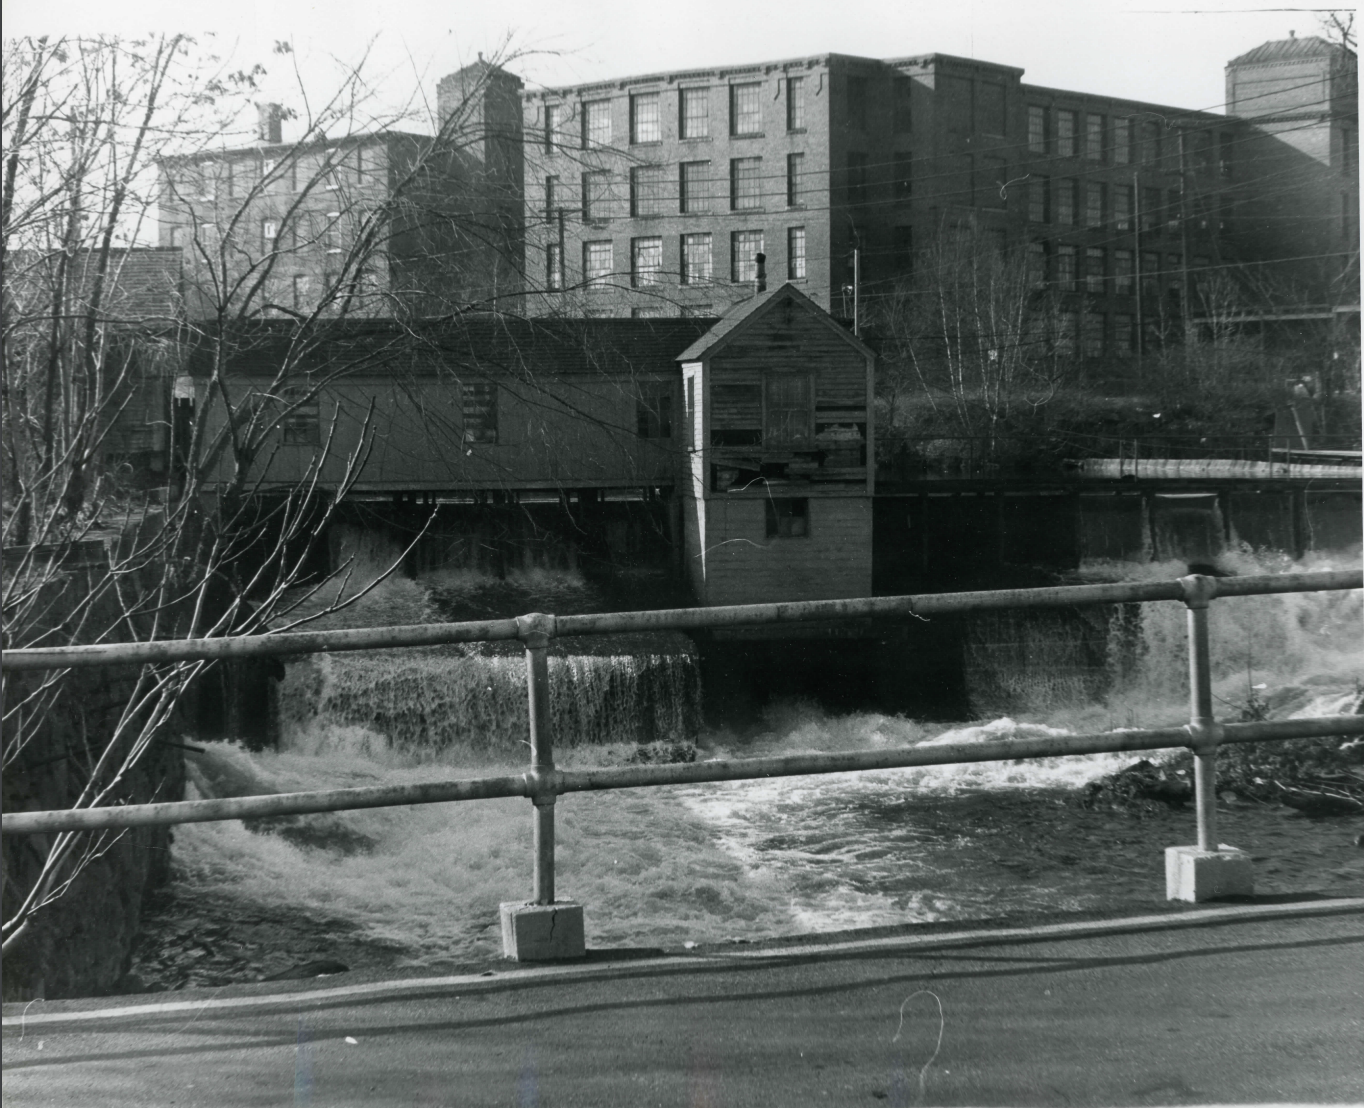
(520, 53, 860, 320)
(154, 38, 1355, 361)
(1224, 35, 1358, 304)
(515, 38, 1357, 364)
(157, 61, 524, 320)
(1015, 75, 1232, 357)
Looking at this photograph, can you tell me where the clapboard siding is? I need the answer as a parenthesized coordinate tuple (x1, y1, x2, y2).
(712, 315, 866, 429)
(704, 305, 871, 488)
(815, 378, 868, 405)
(712, 383, 763, 427)
(202, 373, 683, 490)
(699, 496, 873, 605)
(683, 363, 706, 498)
(679, 285, 876, 605)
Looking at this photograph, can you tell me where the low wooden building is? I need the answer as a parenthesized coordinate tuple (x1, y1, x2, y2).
(187, 289, 878, 605)
(677, 284, 875, 606)
(191, 317, 710, 495)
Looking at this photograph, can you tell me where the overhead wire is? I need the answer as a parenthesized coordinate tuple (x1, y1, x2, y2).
(515, 92, 1356, 302)
(162, 61, 1356, 320)
(519, 105, 1349, 245)
(519, 74, 1350, 205)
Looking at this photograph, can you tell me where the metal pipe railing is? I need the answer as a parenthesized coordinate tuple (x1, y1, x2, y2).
(1182, 575, 1221, 851)
(3, 570, 1361, 916)
(518, 614, 557, 906)
(6, 715, 1361, 837)
(3, 570, 1358, 672)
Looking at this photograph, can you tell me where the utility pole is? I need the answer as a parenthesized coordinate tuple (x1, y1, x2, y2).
(1133, 170, 1143, 369)
(853, 247, 861, 337)
(1178, 127, 1194, 346)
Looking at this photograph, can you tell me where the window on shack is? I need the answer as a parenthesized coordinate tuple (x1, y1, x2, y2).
(462, 382, 498, 444)
(765, 497, 809, 539)
(764, 374, 813, 447)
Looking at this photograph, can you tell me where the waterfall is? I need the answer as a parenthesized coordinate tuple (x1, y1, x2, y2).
(277, 644, 702, 759)
(964, 551, 1361, 720)
(270, 560, 702, 759)
(964, 607, 1113, 716)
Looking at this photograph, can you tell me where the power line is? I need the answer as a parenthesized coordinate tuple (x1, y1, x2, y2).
(517, 102, 1349, 231)
(520, 71, 1349, 190)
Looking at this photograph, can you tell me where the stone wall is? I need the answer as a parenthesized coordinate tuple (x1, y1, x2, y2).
(2, 662, 186, 1000)
(2, 542, 189, 1005)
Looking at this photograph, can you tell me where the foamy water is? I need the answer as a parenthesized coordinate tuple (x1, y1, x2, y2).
(168, 554, 1362, 964)
(179, 743, 796, 959)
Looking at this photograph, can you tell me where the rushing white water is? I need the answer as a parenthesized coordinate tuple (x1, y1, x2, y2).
(279, 647, 701, 758)
(171, 554, 1363, 965)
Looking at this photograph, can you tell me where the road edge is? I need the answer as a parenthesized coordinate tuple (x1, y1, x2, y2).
(4, 896, 1360, 1030)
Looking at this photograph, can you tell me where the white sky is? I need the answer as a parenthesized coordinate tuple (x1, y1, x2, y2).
(6, 0, 1352, 129)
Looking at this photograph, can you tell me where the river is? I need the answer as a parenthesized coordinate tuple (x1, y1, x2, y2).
(126, 553, 1362, 990)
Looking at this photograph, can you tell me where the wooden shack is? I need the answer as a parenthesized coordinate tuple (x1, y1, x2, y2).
(676, 283, 875, 606)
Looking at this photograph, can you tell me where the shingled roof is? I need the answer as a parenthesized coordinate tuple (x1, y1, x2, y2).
(675, 282, 870, 363)
(1228, 36, 1350, 67)
(430, 316, 720, 377)
(190, 315, 720, 379)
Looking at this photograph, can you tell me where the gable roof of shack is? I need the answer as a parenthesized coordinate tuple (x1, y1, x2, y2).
(675, 282, 872, 363)
(187, 316, 719, 378)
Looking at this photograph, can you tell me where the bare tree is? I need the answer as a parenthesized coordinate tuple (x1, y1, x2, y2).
(1320, 10, 1356, 49)
(876, 225, 1072, 455)
(1181, 268, 1261, 392)
(0, 34, 535, 965)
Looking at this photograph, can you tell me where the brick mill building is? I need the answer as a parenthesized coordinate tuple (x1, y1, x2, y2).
(157, 62, 525, 319)
(1223, 35, 1359, 303)
(157, 37, 1356, 353)
(518, 38, 1357, 361)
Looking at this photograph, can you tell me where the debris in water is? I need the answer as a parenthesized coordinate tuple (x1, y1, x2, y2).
(628, 741, 698, 765)
(1081, 759, 1192, 811)
(263, 959, 350, 981)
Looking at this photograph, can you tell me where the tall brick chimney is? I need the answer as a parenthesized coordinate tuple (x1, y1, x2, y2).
(257, 102, 283, 145)
(755, 252, 767, 293)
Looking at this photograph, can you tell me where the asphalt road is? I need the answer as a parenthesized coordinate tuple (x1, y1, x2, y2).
(4, 902, 1363, 1107)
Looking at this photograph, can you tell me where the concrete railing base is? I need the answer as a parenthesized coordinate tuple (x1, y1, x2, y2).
(1165, 845, 1254, 902)
(500, 900, 586, 961)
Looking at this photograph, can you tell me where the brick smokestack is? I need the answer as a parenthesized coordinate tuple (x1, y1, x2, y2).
(755, 252, 767, 293)
(257, 103, 283, 145)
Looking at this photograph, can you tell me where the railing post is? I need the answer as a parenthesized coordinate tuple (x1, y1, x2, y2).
(499, 612, 585, 960)
(521, 613, 556, 905)
(1180, 574, 1219, 852)
(1168, 574, 1253, 901)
